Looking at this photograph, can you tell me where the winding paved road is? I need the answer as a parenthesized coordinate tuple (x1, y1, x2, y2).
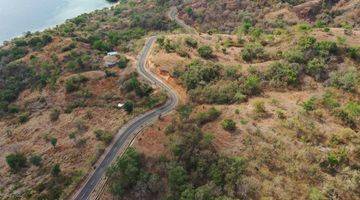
(169, 7, 197, 34)
(71, 36, 179, 200)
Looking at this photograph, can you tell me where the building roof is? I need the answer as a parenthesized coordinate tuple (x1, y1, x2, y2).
(107, 51, 118, 56)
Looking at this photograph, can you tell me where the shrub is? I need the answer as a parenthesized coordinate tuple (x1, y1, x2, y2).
(283, 50, 305, 63)
(302, 97, 317, 111)
(18, 112, 29, 123)
(315, 41, 338, 57)
(65, 75, 88, 93)
(94, 129, 113, 144)
(181, 63, 220, 90)
(298, 36, 317, 51)
(321, 91, 339, 109)
(189, 81, 239, 104)
(243, 75, 261, 95)
(50, 108, 60, 122)
(306, 58, 325, 79)
(329, 70, 359, 92)
(253, 100, 267, 116)
(195, 107, 221, 125)
(30, 155, 42, 166)
(185, 37, 198, 48)
(266, 62, 300, 87)
(221, 119, 236, 131)
(6, 153, 27, 172)
(347, 47, 359, 60)
(241, 43, 265, 62)
(164, 124, 176, 135)
(197, 46, 213, 59)
(118, 56, 129, 69)
(50, 137, 57, 147)
(123, 101, 134, 113)
(51, 164, 61, 176)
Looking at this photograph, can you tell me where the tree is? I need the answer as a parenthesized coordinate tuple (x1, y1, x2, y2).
(221, 119, 236, 132)
(6, 153, 27, 172)
(50, 137, 57, 148)
(123, 101, 134, 113)
(197, 46, 213, 59)
(169, 165, 188, 194)
(51, 164, 61, 176)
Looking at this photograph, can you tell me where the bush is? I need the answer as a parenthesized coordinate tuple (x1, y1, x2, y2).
(283, 50, 305, 63)
(243, 75, 261, 95)
(306, 58, 325, 80)
(185, 37, 198, 48)
(197, 46, 213, 59)
(315, 41, 338, 57)
(195, 107, 221, 125)
(189, 81, 239, 104)
(266, 62, 300, 87)
(241, 43, 265, 62)
(30, 155, 42, 166)
(50, 137, 57, 147)
(94, 129, 113, 144)
(51, 164, 61, 176)
(65, 75, 88, 93)
(181, 63, 220, 90)
(321, 91, 339, 109)
(6, 153, 27, 172)
(118, 56, 129, 69)
(221, 119, 236, 131)
(123, 101, 134, 113)
(253, 100, 267, 116)
(302, 97, 317, 111)
(347, 47, 359, 60)
(329, 70, 359, 92)
(19, 112, 29, 123)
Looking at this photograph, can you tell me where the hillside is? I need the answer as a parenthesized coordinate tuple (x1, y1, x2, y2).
(0, 0, 359, 200)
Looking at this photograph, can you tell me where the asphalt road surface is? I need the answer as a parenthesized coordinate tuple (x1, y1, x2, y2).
(72, 36, 179, 200)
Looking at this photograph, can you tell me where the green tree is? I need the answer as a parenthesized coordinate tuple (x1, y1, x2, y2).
(6, 153, 27, 172)
(169, 165, 188, 194)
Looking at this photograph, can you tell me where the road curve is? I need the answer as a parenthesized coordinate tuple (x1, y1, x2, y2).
(169, 7, 197, 34)
(72, 36, 179, 200)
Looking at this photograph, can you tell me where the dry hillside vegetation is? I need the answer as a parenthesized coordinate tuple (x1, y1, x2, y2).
(104, 2, 359, 199)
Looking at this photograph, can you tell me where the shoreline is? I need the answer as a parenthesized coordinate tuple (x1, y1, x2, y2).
(1, 1, 119, 46)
